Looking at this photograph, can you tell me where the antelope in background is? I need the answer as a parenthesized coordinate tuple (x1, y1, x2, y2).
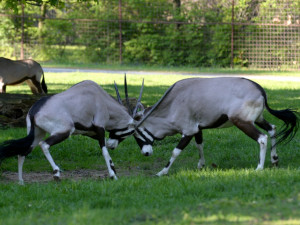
(0, 57, 47, 94)
(134, 77, 299, 176)
(0, 77, 143, 184)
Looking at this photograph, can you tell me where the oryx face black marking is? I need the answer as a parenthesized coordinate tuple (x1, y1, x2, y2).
(134, 127, 156, 156)
(107, 127, 135, 149)
(134, 77, 299, 177)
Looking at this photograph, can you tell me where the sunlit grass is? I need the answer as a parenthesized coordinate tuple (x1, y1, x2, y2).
(41, 62, 300, 76)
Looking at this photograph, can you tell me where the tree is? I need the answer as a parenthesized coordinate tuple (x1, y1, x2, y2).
(0, 0, 96, 12)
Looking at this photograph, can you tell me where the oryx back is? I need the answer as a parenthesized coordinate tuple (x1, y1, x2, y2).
(33, 80, 131, 135)
(148, 77, 264, 136)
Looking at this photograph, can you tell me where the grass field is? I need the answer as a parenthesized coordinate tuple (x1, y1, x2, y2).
(1, 72, 300, 224)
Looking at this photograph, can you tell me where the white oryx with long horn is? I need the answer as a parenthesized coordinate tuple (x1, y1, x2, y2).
(0, 76, 143, 184)
(134, 77, 299, 176)
(0, 57, 47, 94)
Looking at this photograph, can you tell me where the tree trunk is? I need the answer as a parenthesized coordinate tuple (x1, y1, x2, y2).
(173, 0, 181, 29)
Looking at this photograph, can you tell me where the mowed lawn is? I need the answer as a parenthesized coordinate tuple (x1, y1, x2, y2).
(1, 72, 300, 225)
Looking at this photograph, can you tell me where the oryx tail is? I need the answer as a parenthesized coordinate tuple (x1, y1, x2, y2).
(0, 119, 34, 161)
(265, 102, 298, 145)
(41, 72, 48, 94)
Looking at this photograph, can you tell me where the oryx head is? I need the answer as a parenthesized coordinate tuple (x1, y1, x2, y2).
(106, 75, 144, 149)
(132, 83, 176, 156)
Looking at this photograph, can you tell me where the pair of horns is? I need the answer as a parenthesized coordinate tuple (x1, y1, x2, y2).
(114, 74, 144, 118)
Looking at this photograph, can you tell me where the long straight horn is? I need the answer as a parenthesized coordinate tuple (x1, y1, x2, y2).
(114, 81, 123, 105)
(133, 78, 144, 117)
(124, 74, 133, 116)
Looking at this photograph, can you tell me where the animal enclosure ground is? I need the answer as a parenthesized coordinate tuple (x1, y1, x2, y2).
(0, 168, 143, 184)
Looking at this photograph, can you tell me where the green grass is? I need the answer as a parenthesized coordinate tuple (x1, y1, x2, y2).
(1, 73, 300, 224)
(41, 62, 300, 76)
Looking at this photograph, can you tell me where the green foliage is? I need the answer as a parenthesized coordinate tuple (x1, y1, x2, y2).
(0, 1, 299, 69)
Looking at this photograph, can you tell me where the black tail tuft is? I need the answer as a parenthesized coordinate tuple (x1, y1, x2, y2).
(0, 126, 35, 162)
(41, 73, 48, 94)
(267, 106, 299, 145)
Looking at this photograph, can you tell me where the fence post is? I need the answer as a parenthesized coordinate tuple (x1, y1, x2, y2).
(119, 0, 123, 64)
(20, 2, 25, 60)
(231, 0, 234, 69)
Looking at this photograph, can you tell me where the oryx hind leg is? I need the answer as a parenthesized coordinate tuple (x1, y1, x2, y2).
(18, 126, 46, 185)
(156, 135, 193, 177)
(26, 78, 42, 94)
(93, 126, 117, 180)
(255, 118, 278, 166)
(195, 130, 205, 169)
(231, 118, 268, 170)
(0, 82, 6, 93)
(39, 131, 71, 180)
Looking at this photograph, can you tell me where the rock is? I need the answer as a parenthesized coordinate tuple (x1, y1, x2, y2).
(0, 94, 45, 127)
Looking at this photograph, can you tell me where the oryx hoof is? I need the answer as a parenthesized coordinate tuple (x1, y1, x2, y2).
(113, 175, 118, 180)
(197, 165, 205, 170)
(156, 171, 168, 177)
(53, 169, 61, 181)
(18, 180, 25, 185)
(109, 174, 118, 180)
(53, 176, 61, 182)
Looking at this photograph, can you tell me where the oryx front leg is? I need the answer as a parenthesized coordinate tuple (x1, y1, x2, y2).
(95, 126, 117, 180)
(102, 146, 118, 180)
(156, 135, 193, 177)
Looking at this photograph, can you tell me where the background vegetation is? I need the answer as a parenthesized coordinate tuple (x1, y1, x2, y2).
(1, 0, 299, 69)
(0, 72, 300, 224)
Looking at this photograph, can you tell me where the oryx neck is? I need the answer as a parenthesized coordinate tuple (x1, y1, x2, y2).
(136, 83, 176, 128)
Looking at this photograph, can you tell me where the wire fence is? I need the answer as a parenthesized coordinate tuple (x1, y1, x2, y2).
(0, 0, 299, 70)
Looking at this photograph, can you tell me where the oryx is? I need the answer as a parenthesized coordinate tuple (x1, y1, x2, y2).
(0, 77, 143, 184)
(134, 77, 299, 176)
(0, 57, 47, 94)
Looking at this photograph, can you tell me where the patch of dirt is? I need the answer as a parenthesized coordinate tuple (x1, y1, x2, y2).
(0, 169, 140, 184)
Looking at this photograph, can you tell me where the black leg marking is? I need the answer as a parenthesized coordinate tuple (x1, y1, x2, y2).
(176, 135, 193, 150)
(231, 118, 262, 141)
(53, 169, 61, 181)
(255, 119, 273, 132)
(110, 159, 116, 173)
(45, 131, 70, 146)
(31, 77, 43, 94)
(93, 126, 106, 148)
(165, 161, 170, 168)
(195, 130, 203, 145)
